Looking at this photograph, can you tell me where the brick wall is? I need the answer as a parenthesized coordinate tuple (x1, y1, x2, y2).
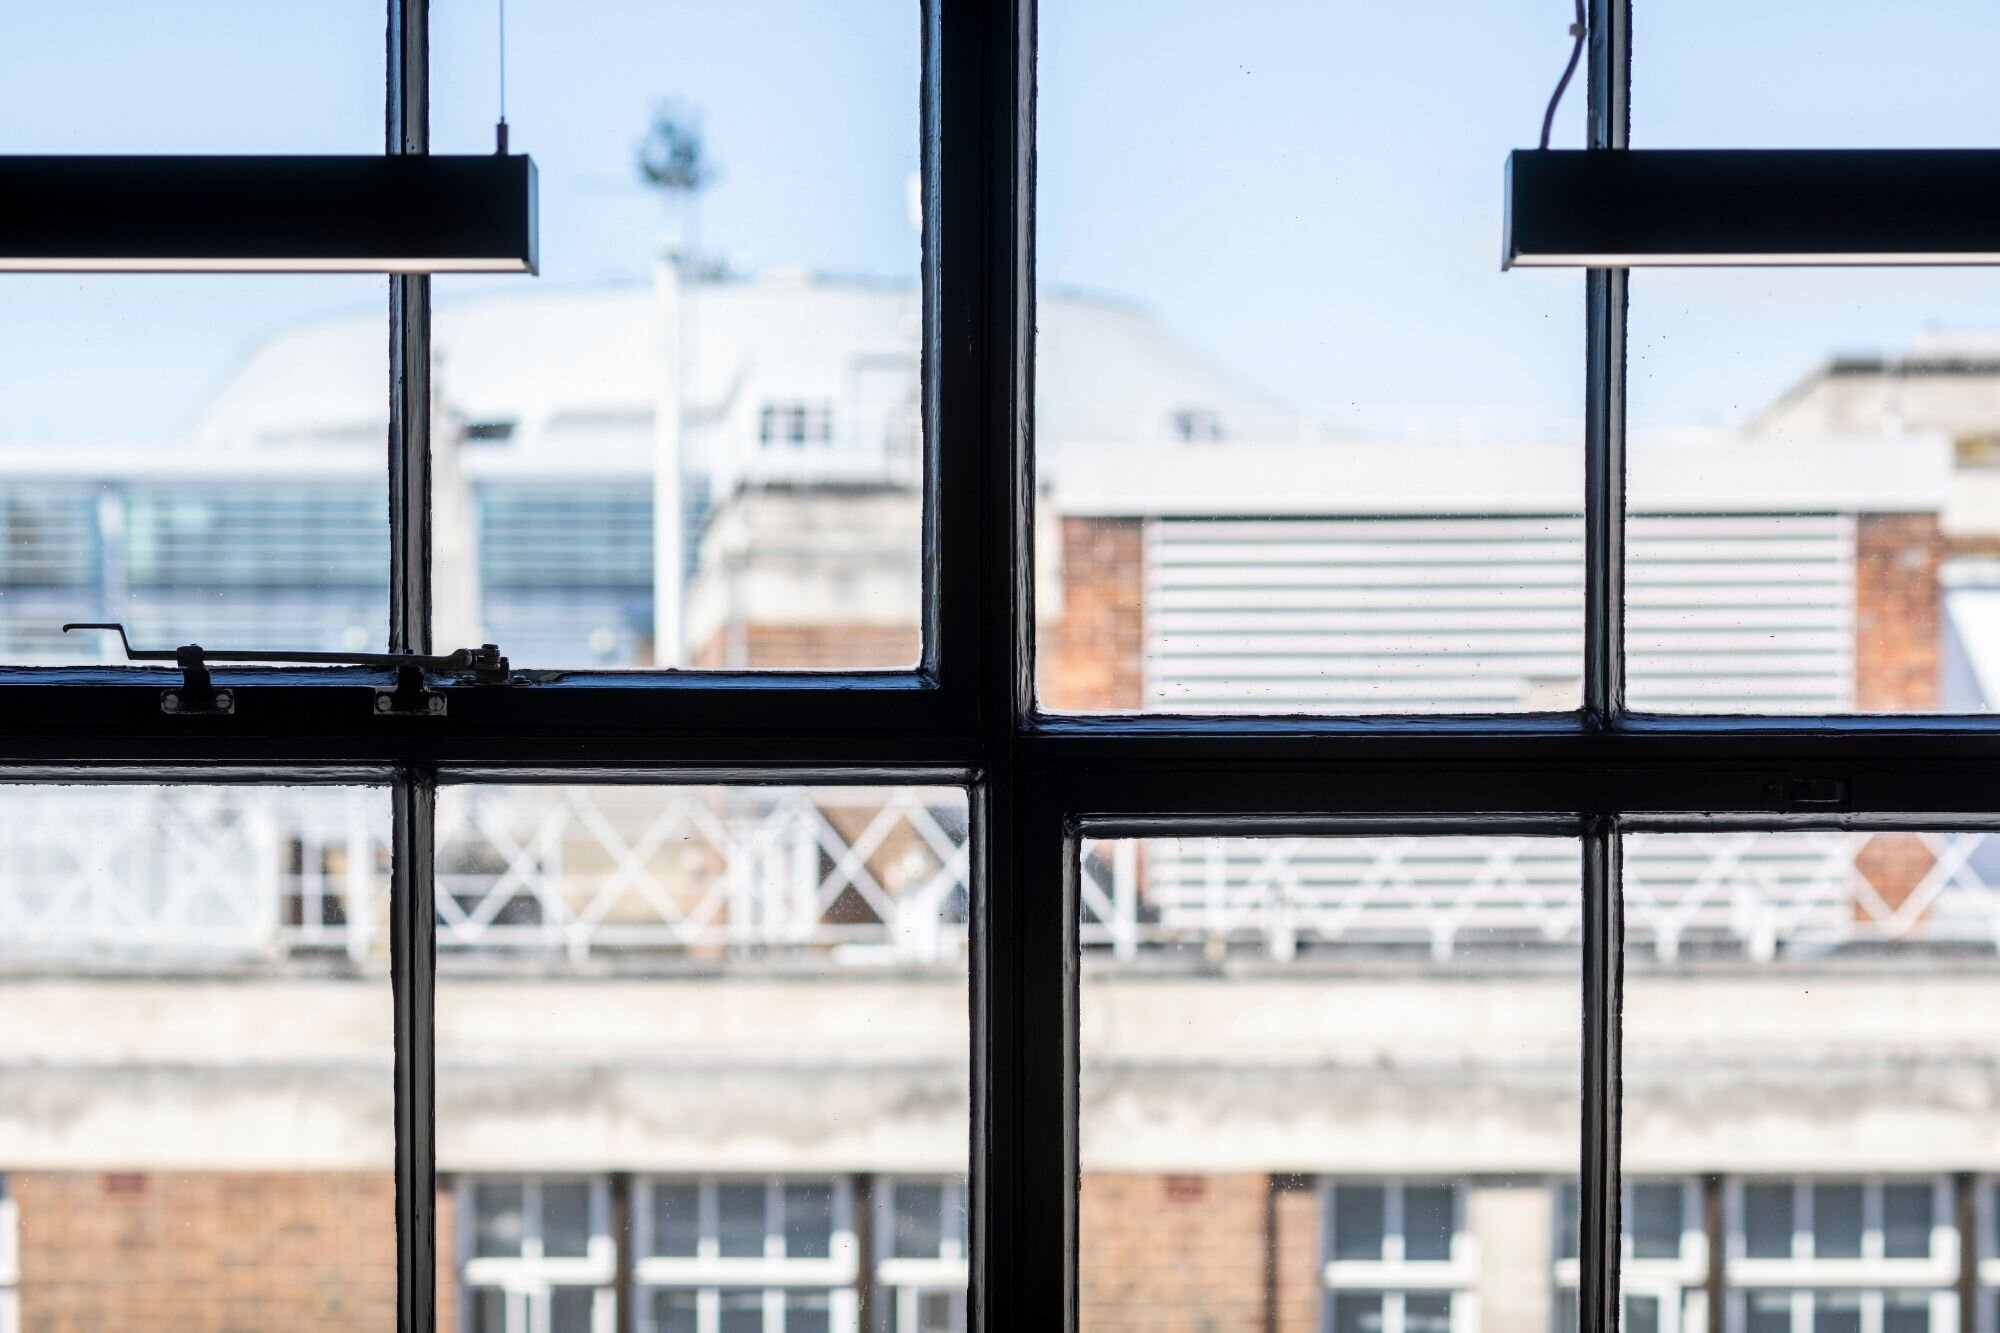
(12, 1171, 459, 1333)
(1042, 517, 1144, 712)
(1855, 512, 1942, 712)
(1079, 1171, 1290, 1333)
(688, 623, 919, 670)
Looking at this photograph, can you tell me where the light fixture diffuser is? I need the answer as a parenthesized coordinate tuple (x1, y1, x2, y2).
(0, 155, 537, 274)
(1504, 149, 2000, 268)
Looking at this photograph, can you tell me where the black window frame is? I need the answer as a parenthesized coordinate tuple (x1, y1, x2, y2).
(6, 3, 2000, 1332)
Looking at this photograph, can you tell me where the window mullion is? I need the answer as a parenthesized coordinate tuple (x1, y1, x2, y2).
(388, 6, 439, 1333)
(388, 0, 431, 658)
(1583, 0, 1632, 725)
(1582, 815, 1627, 1333)
(391, 767, 439, 1333)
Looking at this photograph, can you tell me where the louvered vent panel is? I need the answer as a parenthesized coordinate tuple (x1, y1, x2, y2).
(1144, 514, 1853, 713)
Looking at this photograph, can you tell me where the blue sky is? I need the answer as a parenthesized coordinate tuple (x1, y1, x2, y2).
(0, 1, 1997, 444)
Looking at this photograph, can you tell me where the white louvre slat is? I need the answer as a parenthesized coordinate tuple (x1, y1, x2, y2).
(1143, 514, 1853, 713)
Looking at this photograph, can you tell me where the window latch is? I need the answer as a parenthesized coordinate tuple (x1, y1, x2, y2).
(61, 622, 510, 717)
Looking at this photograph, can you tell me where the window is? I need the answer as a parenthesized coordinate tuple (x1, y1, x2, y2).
(875, 1178, 967, 1333)
(1724, 1180, 1955, 1333)
(1322, 1180, 1471, 1332)
(459, 1176, 614, 1333)
(759, 404, 836, 451)
(1980, 1180, 2000, 1333)
(1555, 1179, 1704, 1333)
(10, 4, 2000, 1333)
(633, 1177, 857, 1333)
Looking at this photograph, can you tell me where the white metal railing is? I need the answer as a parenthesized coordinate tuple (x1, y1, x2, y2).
(3, 788, 1998, 968)
(1077, 832, 2000, 962)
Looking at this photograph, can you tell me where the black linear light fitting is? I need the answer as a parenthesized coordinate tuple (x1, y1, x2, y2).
(1504, 148, 2000, 269)
(0, 155, 537, 273)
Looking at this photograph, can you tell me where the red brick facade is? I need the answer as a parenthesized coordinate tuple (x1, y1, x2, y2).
(1042, 517, 1145, 712)
(1079, 1172, 1278, 1333)
(688, 623, 920, 671)
(12, 1172, 457, 1333)
(1855, 512, 1943, 712)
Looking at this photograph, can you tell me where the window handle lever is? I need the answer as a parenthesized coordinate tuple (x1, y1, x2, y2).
(61, 622, 511, 716)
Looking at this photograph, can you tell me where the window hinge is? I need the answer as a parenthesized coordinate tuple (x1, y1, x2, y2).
(61, 623, 511, 717)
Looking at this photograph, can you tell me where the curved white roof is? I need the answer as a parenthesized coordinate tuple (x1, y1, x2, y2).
(186, 272, 1304, 477)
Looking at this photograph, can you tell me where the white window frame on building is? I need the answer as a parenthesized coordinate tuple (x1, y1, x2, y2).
(458, 1175, 617, 1333)
(1722, 1178, 1957, 1333)
(872, 1177, 968, 1333)
(1555, 1178, 1708, 1333)
(1974, 1178, 1999, 1333)
(632, 1176, 859, 1333)
(1322, 1180, 1476, 1333)
(758, 403, 835, 451)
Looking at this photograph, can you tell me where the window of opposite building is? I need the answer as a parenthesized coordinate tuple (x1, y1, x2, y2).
(873, 1178, 967, 1333)
(1725, 1179, 1956, 1333)
(1322, 1181, 1474, 1333)
(1556, 1179, 1706, 1333)
(632, 1176, 858, 1333)
(460, 1176, 616, 1333)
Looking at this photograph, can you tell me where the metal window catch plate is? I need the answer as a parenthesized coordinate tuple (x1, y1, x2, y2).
(61, 623, 509, 717)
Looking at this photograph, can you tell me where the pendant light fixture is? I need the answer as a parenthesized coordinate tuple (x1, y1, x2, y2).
(0, 154, 537, 273)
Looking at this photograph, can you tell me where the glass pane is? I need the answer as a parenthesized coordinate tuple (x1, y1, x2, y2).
(917, 1290, 965, 1333)
(1634, 0, 2000, 150)
(1035, 1, 1584, 715)
(1080, 834, 1581, 1329)
(716, 1184, 767, 1259)
(0, 4, 380, 152)
(1625, 266, 2000, 715)
(434, 786, 970, 1312)
(651, 1182, 702, 1258)
(719, 1290, 764, 1333)
(1814, 1292, 1863, 1333)
(549, 1287, 595, 1333)
(1333, 1185, 1386, 1261)
(476, 1181, 529, 1258)
(1883, 1184, 1934, 1260)
(542, 1181, 593, 1258)
(1627, 1293, 1661, 1333)
(1629, 1183, 1683, 1261)
(785, 1290, 832, 1333)
(1744, 1186, 1797, 1259)
(0, 12, 388, 664)
(892, 1183, 944, 1261)
(426, 1, 923, 669)
(1884, 1292, 1932, 1333)
(654, 1290, 700, 1333)
(0, 276, 390, 662)
(782, 1182, 833, 1259)
(1405, 1293, 1451, 1333)
(1403, 1185, 1454, 1262)
(0, 785, 393, 1327)
(1812, 1184, 1864, 1260)
(1558, 1182, 1580, 1261)
(1747, 1291, 1795, 1333)
(1627, 833, 1999, 1323)
(474, 1288, 508, 1333)
(1328, 1292, 1385, 1333)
